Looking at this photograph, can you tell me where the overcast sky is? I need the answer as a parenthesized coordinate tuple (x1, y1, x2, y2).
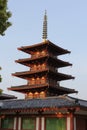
(0, 0, 87, 99)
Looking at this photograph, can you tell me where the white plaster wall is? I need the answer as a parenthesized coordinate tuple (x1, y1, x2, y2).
(18, 117, 21, 130)
(67, 117, 70, 130)
(41, 117, 45, 130)
(36, 117, 39, 130)
(13, 117, 16, 130)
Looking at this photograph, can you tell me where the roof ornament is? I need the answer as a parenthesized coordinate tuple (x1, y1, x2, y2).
(42, 10, 47, 42)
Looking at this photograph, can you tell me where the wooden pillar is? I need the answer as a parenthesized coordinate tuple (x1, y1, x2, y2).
(0, 118, 1, 128)
(67, 114, 75, 130)
(74, 117, 76, 130)
(70, 113, 74, 130)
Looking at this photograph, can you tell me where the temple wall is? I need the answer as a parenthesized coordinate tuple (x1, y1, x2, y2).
(76, 116, 87, 130)
(0, 114, 87, 130)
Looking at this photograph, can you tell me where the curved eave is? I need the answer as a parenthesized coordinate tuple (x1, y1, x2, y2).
(48, 71, 75, 81)
(47, 40, 71, 55)
(48, 57, 72, 67)
(8, 84, 48, 93)
(12, 69, 75, 81)
(48, 86, 77, 95)
(0, 93, 17, 100)
(15, 55, 72, 68)
(18, 40, 70, 56)
(8, 84, 77, 95)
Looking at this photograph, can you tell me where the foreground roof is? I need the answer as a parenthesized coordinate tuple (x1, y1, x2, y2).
(0, 93, 17, 100)
(0, 96, 87, 112)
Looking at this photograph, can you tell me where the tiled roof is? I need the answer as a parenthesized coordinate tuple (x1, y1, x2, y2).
(8, 84, 77, 95)
(18, 40, 70, 55)
(15, 55, 72, 68)
(0, 96, 86, 111)
(12, 69, 74, 81)
(0, 96, 87, 112)
(0, 93, 17, 100)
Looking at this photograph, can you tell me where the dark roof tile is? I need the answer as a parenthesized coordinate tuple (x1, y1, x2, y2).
(0, 96, 78, 110)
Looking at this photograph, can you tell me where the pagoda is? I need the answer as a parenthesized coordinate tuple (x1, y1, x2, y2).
(8, 11, 77, 98)
(0, 12, 87, 130)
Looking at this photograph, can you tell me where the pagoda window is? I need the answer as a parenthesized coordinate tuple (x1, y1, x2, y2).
(36, 77, 40, 84)
(37, 64, 41, 70)
(45, 117, 66, 130)
(34, 92, 39, 98)
(28, 92, 33, 99)
(36, 51, 40, 57)
(41, 50, 46, 56)
(41, 76, 46, 84)
(21, 117, 36, 130)
(42, 63, 46, 69)
(40, 91, 45, 98)
(33, 64, 37, 71)
(1, 117, 14, 129)
(30, 78, 35, 85)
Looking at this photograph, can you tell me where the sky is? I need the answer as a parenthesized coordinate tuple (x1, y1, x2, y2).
(0, 0, 87, 100)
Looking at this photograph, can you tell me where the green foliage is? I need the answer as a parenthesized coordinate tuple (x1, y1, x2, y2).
(0, 0, 12, 36)
(0, 89, 2, 94)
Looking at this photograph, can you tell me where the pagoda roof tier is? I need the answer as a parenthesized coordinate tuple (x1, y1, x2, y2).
(18, 40, 70, 56)
(8, 84, 77, 95)
(15, 55, 72, 68)
(12, 69, 75, 81)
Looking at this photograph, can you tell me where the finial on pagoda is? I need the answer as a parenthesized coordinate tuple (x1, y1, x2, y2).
(42, 10, 47, 42)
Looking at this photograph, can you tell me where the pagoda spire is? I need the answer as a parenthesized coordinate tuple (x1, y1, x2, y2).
(42, 10, 47, 42)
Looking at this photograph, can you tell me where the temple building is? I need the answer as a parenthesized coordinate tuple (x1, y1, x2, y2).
(0, 12, 87, 130)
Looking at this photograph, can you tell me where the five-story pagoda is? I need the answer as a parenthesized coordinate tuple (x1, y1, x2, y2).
(8, 11, 77, 99)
